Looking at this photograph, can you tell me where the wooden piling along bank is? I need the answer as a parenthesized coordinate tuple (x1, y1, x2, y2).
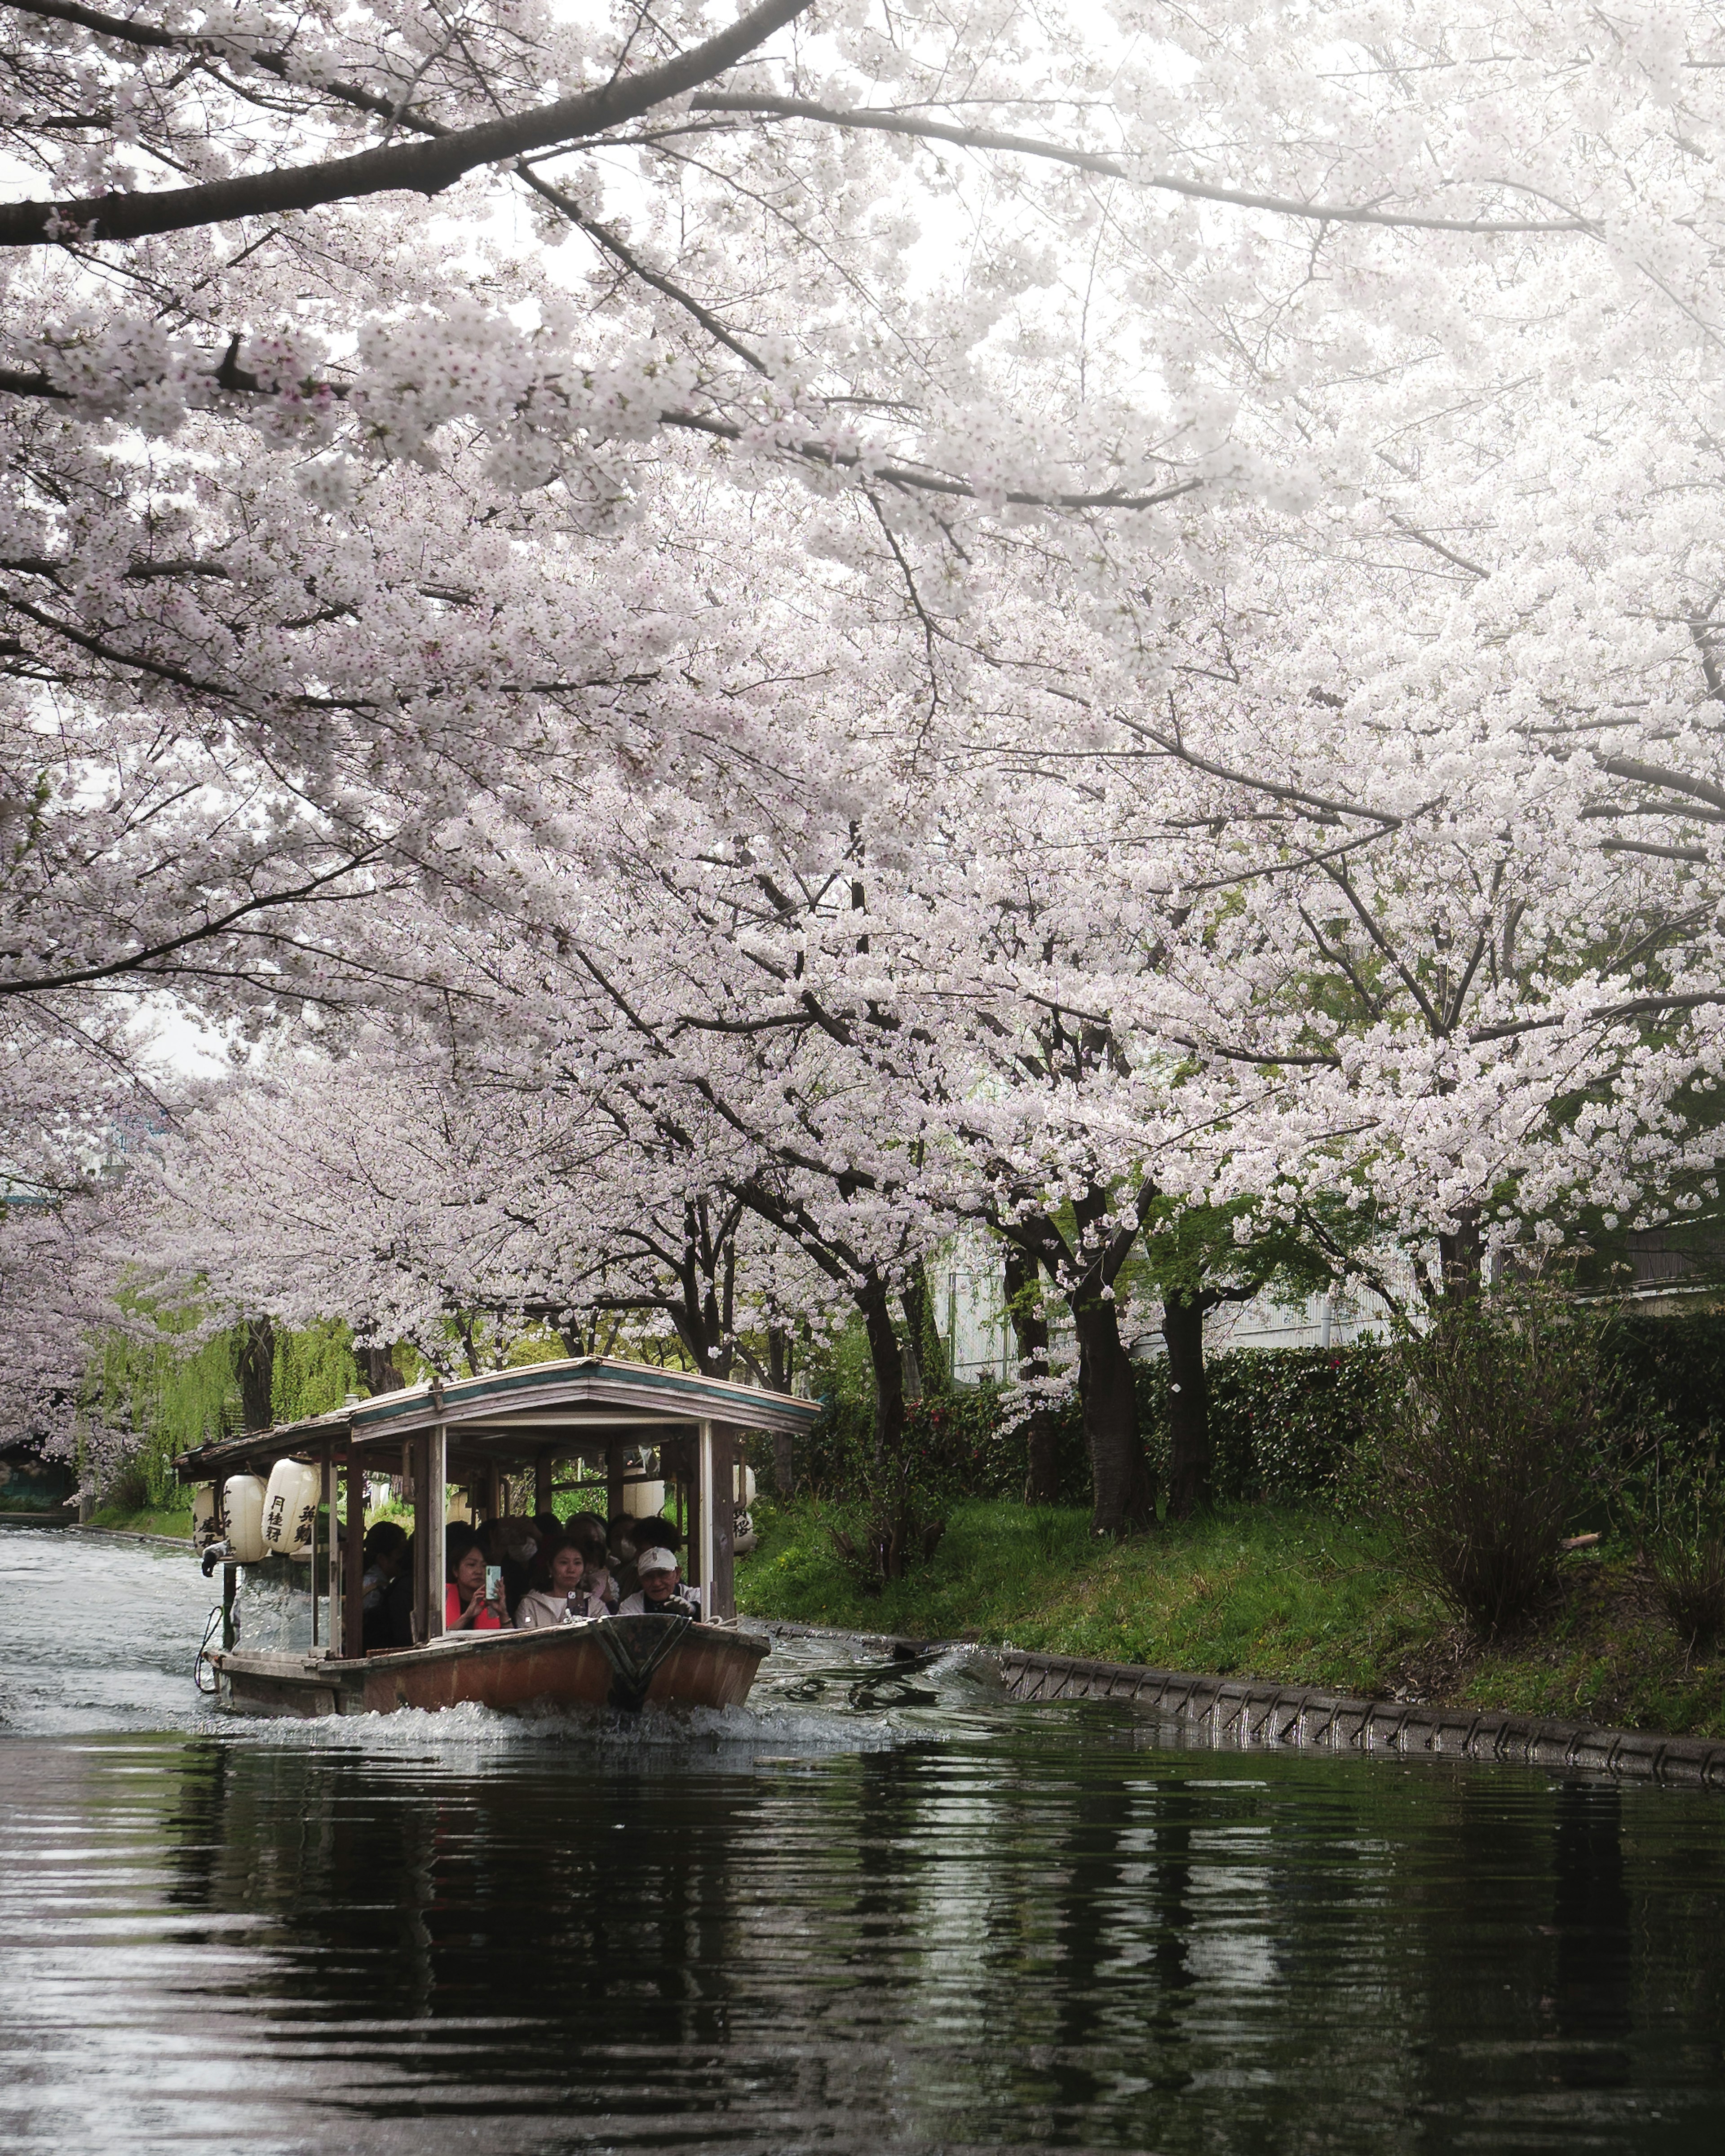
(995, 1648, 1725, 1792)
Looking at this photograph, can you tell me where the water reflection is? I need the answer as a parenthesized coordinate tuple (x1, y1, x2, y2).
(4, 1726, 1725, 2154)
(4, 1527, 1725, 2153)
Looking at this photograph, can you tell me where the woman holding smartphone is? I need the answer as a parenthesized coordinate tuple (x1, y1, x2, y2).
(514, 1536, 609, 1627)
(445, 1529, 509, 1631)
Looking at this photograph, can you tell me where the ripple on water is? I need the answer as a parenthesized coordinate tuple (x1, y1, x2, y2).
(6, 1526, 1725, 2156)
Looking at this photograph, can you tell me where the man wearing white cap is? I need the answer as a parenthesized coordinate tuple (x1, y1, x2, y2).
(616, 1547, 701, 1619)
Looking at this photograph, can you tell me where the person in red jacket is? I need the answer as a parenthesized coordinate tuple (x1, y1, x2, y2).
(445, 1530, 509, 1631)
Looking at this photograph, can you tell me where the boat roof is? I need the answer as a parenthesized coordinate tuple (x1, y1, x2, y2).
(172, 1354, 820, 1484)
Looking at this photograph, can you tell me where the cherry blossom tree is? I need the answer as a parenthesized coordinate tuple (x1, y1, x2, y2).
(23, 0, 1725, 1551)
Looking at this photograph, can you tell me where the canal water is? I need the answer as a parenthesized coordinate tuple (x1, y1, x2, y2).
(3, 1527, 1725, 2155)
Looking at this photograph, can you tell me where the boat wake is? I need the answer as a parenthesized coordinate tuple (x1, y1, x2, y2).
(222, 1637, 1012, 1756)
(1, 1527, 1019, 1753)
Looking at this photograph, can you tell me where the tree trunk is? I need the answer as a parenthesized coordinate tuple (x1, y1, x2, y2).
(853, 1271, 921, 1578)
(1071, 1292, 1154, 1536)
(859, 1272, 907, 1471)
(1004, 1242, 1061, 1504)
(1437, 1208, 1483, 1302)
(359, 1342, 403, 1396)
(900, 1320, 924, 1403)
(900, 1260, 948, 1396)
(236, 1317, 274, 1431)
(1161, 1290, 1212, 1520)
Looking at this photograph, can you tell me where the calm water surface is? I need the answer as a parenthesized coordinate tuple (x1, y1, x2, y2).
(2, 1525, 1724, 2155)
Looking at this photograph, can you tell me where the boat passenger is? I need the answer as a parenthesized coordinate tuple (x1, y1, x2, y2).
(514, 1536, 610, 1627)
(445, 1528, 509, 1631)
(478, 1515, 535, 1618)
(567, 1508, 609, 1558)
(567, 1517, 619, 1612)
(616, 1548, 702, 1619)
(612, 1515, 681, 1600)
(361, 1520, 409, 1652)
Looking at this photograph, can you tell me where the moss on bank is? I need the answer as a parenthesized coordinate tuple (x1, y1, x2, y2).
(734, 1497, 1725, 1741)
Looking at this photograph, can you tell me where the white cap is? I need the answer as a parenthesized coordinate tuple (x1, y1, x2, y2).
(636, 1547, 678, 1577)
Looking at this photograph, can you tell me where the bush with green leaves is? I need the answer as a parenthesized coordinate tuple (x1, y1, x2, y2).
(1371, 1292, 1606, 1638)
(1647, 1517, 1725, 1655)
(1610, 1421, 1725, 1654)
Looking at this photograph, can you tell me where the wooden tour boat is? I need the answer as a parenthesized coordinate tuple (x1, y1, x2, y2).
(174, 1357, 818, 1720)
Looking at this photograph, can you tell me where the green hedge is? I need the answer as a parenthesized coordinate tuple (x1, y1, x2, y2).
(787, 1313, 1725, 1513)
(1147, 1348, 1391, 1502)
(792, 1343, 1390, 1508)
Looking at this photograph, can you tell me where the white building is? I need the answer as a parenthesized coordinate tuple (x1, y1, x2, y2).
(931, 1233, 1399, 1385)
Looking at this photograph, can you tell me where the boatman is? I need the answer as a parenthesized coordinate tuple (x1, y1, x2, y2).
(615, 1547, 701, 1619)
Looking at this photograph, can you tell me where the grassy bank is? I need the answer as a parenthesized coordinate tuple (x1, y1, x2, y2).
(735, 1497, 1725, 1741)
(84, 1503, 195, 1538)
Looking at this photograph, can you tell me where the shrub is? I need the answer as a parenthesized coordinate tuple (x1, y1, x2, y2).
(805, 1382, 1099, 1585)
(1617, 1428, 1725, 1654)
(1372, 1292, 1606, 1638)
(99, 1449, 153, 1515)
(1648, 1526, 1725, 1654)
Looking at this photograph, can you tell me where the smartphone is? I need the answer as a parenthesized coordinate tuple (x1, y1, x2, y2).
(485, 1564, 502, 1601)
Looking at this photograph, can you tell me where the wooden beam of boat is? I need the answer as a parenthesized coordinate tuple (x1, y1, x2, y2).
(214, 1615, 769, 1719)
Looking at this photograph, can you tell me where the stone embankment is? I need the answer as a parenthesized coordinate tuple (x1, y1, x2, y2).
(998, 1648, 1725, 1790)
(762, 1622, 1725, 1791)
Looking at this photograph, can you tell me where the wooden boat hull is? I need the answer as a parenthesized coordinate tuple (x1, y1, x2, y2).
(212, 1616, 769, 1719)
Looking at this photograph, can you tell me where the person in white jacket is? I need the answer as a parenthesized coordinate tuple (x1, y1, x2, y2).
(616, 1548, 702, 1619)
(514, 1537, 610, 1627)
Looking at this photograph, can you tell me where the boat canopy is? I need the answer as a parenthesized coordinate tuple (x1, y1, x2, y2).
(172, 1355, 817, 1485)
(173, 1355, 819, 1647)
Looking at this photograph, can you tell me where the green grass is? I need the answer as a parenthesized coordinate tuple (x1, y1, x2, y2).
(735, 1497, 1725, 1740)
(84, 1502, 195, 1538)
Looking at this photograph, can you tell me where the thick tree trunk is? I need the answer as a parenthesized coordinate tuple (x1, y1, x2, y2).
(236, 1317, 274, 1432)
(1004, 1242, 1061, 1504)
(1161, 1290, 1212, 1520)
(1437, 1209, 1483, 1301)
(358, 1342, 403, 1396)
(899, 1260, 948, 1397)
(1071, 1292, 1155, 1536)
(859, 1272, 907, 1470)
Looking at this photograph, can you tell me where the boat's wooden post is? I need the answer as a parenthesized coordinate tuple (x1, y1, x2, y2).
(221, 1561, 238, 1651)
(323, 1442, 339, 1654)
(412, 1435, 431, 1643)
(342, 1442, 364, 1658)
(696, 1418, 718, 1616)
(310, 1449, 321, 1650)
(709, 1425, 736, 1621)
(534, 1449, 552, 1518)
(425, 1421, 447, 1638)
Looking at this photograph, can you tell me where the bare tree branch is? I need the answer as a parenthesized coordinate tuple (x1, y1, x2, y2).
(1597, 753, 1725, 816)
(689, 93, 1596, 236)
